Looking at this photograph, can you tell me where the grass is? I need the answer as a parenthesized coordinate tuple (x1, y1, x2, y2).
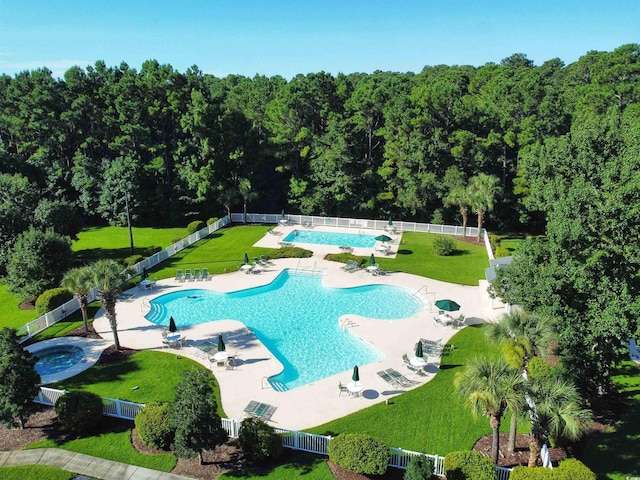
(0, 280, 42, 330)
(51, 350, 226, 417)
(308, 324, 527, 455)
(27, 420, 176, 472)
(582, 361, 640, 479)
(220, 451, 335, 479)
(0, 465, 75, 480)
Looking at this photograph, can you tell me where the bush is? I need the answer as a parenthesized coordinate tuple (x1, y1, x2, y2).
(528, 357, 552, 379)
(172, 237, 184, 245)
(489, 233, 501, 251)
(494, 246, 511, 258)
(35, 288, 74, 315)
(135, 401, 174, 450)
(238, 417, 284, 463)
(186, 220, 205, 234)
(328, 433, 389, 476)
(206, 217, 219, 226)
(404, 455, 434, 480)
(510, 465, 554, 479)
(55, 391, 103, 436)
(123, 254, 144, 267)
(443, 451, 497, 480)
(430, 209, 444, 225)
(555, 458, 596, 479)
(268, 246, 313, 259)
(143, 246, 162, 256)
(433, 235, 456, 256)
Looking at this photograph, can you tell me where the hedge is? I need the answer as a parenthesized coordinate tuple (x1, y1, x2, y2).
(443, 451, 497, 480)
(35, 288, 74, 315)
(328, 434, 389, 476)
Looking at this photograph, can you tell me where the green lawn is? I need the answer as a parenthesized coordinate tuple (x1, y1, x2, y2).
(27, 422, 176, 472)
(308, 324, 526, 455)
(582, 362, 640, 479)
(220, 451, 336, 480)
(51, 350, 226, 417)
(0, 465, 75, 480)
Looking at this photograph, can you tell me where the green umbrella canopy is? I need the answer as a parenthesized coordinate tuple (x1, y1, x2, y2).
(435, 299, 461, 312)
(217, 334, 226, 352)
(281, 209, 286, 218)
(415, 341, 423, 358)
(369, 253, 376, 265)
(169, 316, 177, 333)
(388, 216, 393, 226)
(352, 365, 360, 382)
(243, 252, 249, 265)
(375, 234, 392, 242)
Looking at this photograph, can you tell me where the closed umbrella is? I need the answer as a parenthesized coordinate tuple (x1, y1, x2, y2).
(281, 209, 286, 218)
(243, 252, 249, 265)
(415, 341, 423, 358)
(434, 299, 461, 312)
(388, 216, 393, 226)
(168, 316, 177, 333)
(369, 253, 376, 265)
(217, 334, 226, 352)
(352, 365, 360, 382)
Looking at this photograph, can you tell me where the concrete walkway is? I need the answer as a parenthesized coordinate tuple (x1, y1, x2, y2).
(0, 448, 195, 480)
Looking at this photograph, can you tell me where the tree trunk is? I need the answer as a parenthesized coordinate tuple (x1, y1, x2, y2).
(80, 297, 89, 333)
(491, 415, 500, 464)
(243, 201, 247, 224)
(109, 316, 121, 351)
(508, 415, 517, 452)
(198, 451, 204, 465)
(476, 210, 484, 241)
(528, 434, 542, 468)
(460, 205, 468, 236)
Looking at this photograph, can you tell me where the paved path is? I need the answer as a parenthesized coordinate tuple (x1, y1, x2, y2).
(0, 448, 195, 480)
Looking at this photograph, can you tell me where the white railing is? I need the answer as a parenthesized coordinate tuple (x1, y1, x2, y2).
(18, 216, 231, 343)
(33, 386, 510, 477)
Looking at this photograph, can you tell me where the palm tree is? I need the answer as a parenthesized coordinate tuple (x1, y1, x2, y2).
(444, 184, 472, 236)
(455, 357, 525, 463)
(526, 376, 592, 467)
(238, 178, 257, 224)
(468, 173, 500, 241)
(90, 259, 129, 351)
(61, 266, 94, 333)
(485, 311, 555, 452)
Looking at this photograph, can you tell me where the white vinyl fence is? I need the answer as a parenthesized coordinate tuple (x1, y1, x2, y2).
(18, 216, 231, 342)
(33, 387, 511, 477)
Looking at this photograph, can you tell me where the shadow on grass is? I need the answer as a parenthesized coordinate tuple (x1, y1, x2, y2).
(222, 450, 327, 478)
(54, 358, 142, 391)
(396, 249, 413, 255)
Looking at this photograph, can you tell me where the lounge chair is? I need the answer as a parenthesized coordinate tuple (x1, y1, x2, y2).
(193, 268, 201, 281)
(260, 255, 272, 266)
(201, 267, 209, 281)
(338, 381, 349, 397)
(406, 363, 428, 376)
(385, 368, 416, 387)
(184, 270, 192, 282)
(244, 400, 277, 421)
(175, 269, 183, 281)
(377, 370, 402, 388)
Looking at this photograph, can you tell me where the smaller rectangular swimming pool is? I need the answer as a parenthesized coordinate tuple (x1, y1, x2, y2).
(283, 229, 376, 248)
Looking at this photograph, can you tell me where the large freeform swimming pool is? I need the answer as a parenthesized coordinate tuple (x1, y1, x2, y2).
(282, 229, 377, 248)
(146, 270, 423, 390)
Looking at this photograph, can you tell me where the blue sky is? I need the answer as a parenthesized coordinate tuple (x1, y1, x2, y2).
(1, 0, 638, 79)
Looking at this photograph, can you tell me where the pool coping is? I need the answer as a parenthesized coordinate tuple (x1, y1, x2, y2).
(25, 336, 113, 385)
(92, 225, 503, 430)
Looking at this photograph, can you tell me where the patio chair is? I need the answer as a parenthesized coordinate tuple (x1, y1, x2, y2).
(338, 381, 349, 397)
(406, 363, 428, 376)
(201, 267, 209, 281)
(402, 353, 411, 365)
(193, 268, 201, 281)
(225, 356, 236, 370)
(184, 269, 192, 281)
(175, 269, 183, 281)
(376, 370, 402, 388)
(385, 368, 416, 387)
(161, 331, 170, 349)
(260, 255, 273, 266)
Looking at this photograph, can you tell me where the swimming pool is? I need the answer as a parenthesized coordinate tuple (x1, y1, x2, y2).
(146, 270, 423, 390)
(282, 229, 377, 248)
(33, 345, 85, 376)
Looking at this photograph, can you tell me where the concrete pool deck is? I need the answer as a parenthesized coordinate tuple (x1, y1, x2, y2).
(93, 225, 502, 431)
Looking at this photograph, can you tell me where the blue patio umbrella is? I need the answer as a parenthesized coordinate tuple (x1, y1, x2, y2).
(217, 334, 226, 352)
(168, 316, 177, 333)
(243, 251, 249, 265)
(369, 253, 376, 265)
(352, 365, 360, 382)
(415, 340, 423, 358)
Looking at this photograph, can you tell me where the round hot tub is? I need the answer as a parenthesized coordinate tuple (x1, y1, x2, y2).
(33, 345, 85, 376)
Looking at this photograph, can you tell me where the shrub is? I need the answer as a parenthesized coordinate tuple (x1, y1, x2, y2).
(206, 217, 219, 226)
(123, 254, 144, 267)
(433, 235, 456, 256)
(143, 246, 162, 256)
(55, 391, 103, 436)
(510, 465, 554, 479)
(528, 357, 552, 379)
(494, 246, 511, 258)
(430, 209, 444, 225)
(489, 233, 501, 251)
(135, 401, 174, 450)
(35, 288, 74, 315)
(443, 451, 497, 480)
(268, 246, 313, 259)
(186, 220, 205, 234)
(328, 433, 389, 476)
(555, 458, 596, 479)
(238, 416, 284, 463)
(172, 237, 184, 245)
(404, 454, 434, 480)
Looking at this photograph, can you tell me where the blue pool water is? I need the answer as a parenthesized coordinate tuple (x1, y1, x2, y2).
(283, 229, 377, 248)
(34, 346, 85, 376)
(146, 270, 422, 390)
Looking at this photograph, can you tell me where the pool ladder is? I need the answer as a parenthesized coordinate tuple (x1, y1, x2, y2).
(262, 376, 287, 392)
(340, 317, 355, 330)
(141, 298, 150, 313)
